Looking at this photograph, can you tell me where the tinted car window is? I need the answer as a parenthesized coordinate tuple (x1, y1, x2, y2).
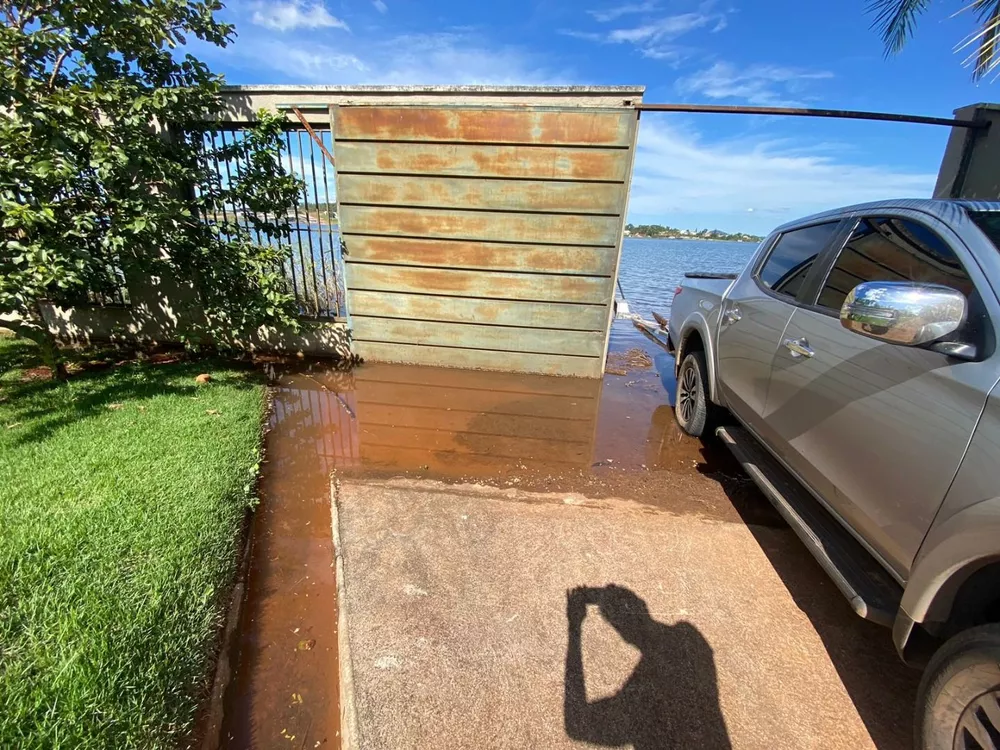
(970, 211, 1000, 251)
(817, 217, 974, 312)
(758, 222, 841, 299)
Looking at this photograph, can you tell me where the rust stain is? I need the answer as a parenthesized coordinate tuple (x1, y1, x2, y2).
(337, 107, 630, 147)
(390, 267, 474, 293)
(373, 151, 397, 170)
(350, 264, 610, 304)
(409, 153, 450, 172)
(343, 206, 616, 245)
(338, 143, 626, 181)
(340, 175, 621, 214)
(349, 236, 613, 275)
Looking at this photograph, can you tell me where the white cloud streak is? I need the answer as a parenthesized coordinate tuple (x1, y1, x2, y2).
(676, 62, 834, 106)
(251, 1, 349, 32)
(587, 1, 659, 23)
(373, 0, 388, 14)
(564, 10, 728, 60)
(629, 120, 935, 232)
(225, 31, 564, 85)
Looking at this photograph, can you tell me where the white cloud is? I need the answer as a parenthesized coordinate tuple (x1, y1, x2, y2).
(676, 62, 834, 106)
(608, 13, 712, 43)
(564, 10, 728, 60)
(227, 31, 564, 85)
(251, 1, 349, 32)
(373, 0, 388, 13)
(628, 119, 935, 232)
(276, 46, 368, 80)
(587, 1, 659, 23)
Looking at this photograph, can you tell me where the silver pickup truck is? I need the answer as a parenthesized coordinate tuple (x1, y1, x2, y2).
(668, 199, 1000, 750)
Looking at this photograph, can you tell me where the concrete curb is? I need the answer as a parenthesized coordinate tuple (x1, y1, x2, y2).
(330, 476, 361, 750)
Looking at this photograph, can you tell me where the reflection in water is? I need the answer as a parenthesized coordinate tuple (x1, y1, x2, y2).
(268, 363, 605, 479)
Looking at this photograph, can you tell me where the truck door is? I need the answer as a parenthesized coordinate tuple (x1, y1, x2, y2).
(716, 220, 845, 442)
(763, 213, 996, 579)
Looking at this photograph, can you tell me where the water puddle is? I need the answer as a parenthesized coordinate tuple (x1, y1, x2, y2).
(220, 327, 773, 747)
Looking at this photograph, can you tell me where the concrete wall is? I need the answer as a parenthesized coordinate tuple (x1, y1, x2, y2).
(934, 103, 1000, 200)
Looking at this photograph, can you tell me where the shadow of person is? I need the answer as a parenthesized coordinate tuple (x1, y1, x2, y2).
(565, 585, 731, 750)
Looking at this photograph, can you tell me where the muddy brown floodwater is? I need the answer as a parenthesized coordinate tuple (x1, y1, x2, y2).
(219, 347, 784, 748)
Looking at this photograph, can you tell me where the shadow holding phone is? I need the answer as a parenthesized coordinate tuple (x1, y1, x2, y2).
(564, 585, 731, 750)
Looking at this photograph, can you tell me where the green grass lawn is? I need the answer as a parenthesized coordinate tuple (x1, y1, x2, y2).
(0, 334, 267, 749)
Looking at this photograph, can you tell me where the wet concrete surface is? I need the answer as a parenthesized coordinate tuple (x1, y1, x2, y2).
(220, 329, 920, 748)
(336, 479, 919, 750)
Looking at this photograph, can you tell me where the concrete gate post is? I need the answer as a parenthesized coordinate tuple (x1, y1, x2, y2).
(935, 103, 1000, 200)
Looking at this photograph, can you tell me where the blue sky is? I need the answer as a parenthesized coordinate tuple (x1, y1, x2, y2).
(192, 0, 998, 234)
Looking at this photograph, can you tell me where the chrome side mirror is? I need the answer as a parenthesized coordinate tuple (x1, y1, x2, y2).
(840, 281, 967, 346)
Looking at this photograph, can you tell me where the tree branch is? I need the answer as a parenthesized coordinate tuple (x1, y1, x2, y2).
(47, 48, 68, 89)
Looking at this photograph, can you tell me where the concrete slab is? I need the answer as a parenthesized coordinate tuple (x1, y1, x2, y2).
(334, 478, 918, 750)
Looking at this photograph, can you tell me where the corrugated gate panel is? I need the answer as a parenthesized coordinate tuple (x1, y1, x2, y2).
(346, 265, 612, 303)
(339, 206, 621, 245)
(335, 104, 638, 377)
(350, 318, 606, 356)
(334, 142, 631, 181)
(335, 107, 635, 146)
(345, 292, 609, 331)
(338, 175, 624, 214)
(341, 238, 617, 275)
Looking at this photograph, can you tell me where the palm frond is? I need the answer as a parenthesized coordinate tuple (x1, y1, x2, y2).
(866, 0, 933, 55)
(972, 0, 1000, 80)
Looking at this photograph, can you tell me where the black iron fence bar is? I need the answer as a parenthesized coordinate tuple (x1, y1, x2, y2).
(295, 129, 322, 315)
(635, 103, 989, 129)
(284, 129, 308, 307)
(202, 132, 232, 229)
(305, 128, 330, 316)
(307, 127, 332, 309)
(318, 130, 334, 311)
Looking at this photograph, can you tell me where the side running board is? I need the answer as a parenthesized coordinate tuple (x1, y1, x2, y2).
(717, 425, 903, 627)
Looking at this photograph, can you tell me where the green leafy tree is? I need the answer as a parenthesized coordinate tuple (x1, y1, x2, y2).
(868, 0, 1000, 80)
(0, 0, 302, 377)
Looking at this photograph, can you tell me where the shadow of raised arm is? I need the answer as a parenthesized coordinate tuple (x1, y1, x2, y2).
(563, 585, 731, 750)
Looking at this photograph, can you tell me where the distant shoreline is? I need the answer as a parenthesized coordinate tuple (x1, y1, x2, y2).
(627, 236, 758, 243)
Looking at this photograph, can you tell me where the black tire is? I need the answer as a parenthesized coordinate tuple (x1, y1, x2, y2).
(675, 351, 712, 437)
(917, 624, 1000, 750)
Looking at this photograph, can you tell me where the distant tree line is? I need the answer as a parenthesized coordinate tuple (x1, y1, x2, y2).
(624, 223, 763, 243)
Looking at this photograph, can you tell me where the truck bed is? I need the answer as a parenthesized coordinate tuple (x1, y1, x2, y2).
(670, 274, 733, 334)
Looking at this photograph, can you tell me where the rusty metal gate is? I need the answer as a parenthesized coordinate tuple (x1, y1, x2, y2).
(332, 105, 640, 377)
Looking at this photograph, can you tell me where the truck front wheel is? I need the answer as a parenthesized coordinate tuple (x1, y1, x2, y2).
(917, 624, 1000, 750)
(675, 351, 713, 437)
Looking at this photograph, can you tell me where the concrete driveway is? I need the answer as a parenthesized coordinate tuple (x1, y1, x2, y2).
(334, 477, 919, 750)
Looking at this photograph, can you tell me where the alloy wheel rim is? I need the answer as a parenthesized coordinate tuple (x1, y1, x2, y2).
(955, 689, 1000, 750)
(678, 364, 698, 424)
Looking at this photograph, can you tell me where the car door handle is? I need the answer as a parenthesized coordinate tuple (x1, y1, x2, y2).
(783, 337, 815, 358)
(723, 305, 742, 325)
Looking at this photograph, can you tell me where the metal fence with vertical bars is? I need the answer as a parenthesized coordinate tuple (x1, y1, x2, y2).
(194, 124, 344, 319)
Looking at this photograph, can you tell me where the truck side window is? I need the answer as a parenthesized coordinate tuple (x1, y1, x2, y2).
(817, 217, 974, 311)
(757, 221, 841, 300)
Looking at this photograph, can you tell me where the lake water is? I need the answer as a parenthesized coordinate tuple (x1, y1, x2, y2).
(610, 238, 758, 350)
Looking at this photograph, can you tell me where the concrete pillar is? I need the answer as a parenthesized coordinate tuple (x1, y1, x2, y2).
(934, 103, 1000, 200)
